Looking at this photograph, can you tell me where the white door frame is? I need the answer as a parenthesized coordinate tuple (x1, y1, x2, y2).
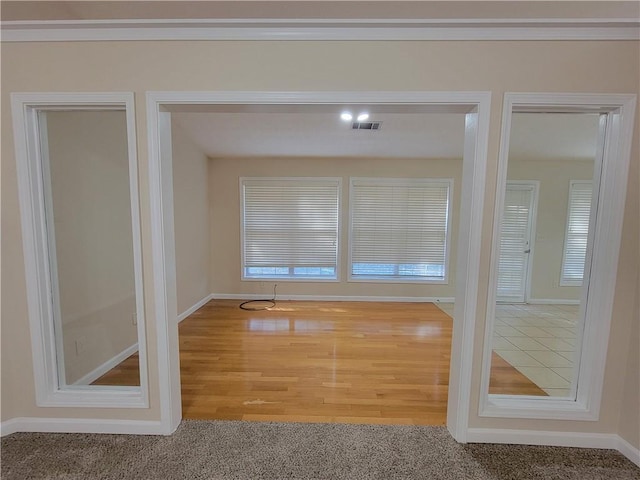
(146, 91, 491, 438)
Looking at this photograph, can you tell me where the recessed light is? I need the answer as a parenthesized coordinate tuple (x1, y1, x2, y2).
(340, 112, 353, 121)
(357, 113, 369, 121)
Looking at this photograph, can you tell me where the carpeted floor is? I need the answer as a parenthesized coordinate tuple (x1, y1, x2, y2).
(1, 421, 638, 479)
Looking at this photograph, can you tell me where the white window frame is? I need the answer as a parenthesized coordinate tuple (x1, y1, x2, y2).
(240, 177, 342, 282)
(10, 92, 149, 409)
(479, 92, 636, 421)
(348, 177, 453, 284)
(560, 180, 593, 287)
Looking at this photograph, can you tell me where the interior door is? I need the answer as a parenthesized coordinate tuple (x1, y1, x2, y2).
(497, 183, 537, 303)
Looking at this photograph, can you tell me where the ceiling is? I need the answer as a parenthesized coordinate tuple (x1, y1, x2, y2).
(2, 1, 638, 22)
(171, 108, 599, 160)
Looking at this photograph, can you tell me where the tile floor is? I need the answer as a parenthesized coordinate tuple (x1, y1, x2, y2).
(436, 302, 580, 397)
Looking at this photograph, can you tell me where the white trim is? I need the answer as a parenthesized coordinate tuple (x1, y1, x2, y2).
(147, 105, 182, 435)
(617, 436, 640, 468)
(446, 105, 490, 443)
(10, 92, 149, 410)
(468, 428, 640, 467)
(178, 295, 214, 323)
(147, 90, 491, 445)
(0, 417, 166, 437)
(73, 343, 139, 386)
(467, 427, 617, 449)
(479, 93, 637, 422)
(527, 298, 581, 305)
(1, 18, 638, 42)
(212, 293, 455, 304)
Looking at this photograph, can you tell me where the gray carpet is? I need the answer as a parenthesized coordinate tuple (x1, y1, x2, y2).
(1, 420, 638, 479)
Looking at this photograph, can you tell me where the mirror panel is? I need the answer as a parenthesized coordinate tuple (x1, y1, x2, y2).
(41, 110, 141, 388)
(488, 112, 600, 398)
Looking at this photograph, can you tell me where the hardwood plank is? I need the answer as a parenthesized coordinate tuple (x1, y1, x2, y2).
(94, 299, 545, 424)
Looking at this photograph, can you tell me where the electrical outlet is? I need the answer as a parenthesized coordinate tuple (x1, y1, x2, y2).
(132, 313, 137, 326)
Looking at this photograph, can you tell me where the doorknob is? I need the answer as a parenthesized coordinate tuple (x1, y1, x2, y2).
(524, 249, 531, 253)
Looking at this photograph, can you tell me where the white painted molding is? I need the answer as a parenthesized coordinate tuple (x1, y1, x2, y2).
(479, 92, 637, 423)
(148, 90, 491, 446)
(467, 428, 640, 467)
(527, 298, 581, 305)
(0, 417, 167, 437)
(1, 18, 639, 42)
(178, 295, 214, 323)
(10, 92, 149, 410)
(147, 96, 182, 435)
(467, 427, 618, 448)
(447, 100, 491, 443)
(73, 343, 139, 386)
(617, 436, 640, 468)
(211, 293, 455, 304)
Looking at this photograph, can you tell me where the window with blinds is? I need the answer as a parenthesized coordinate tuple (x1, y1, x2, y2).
(349, 178, 452, 282)
(241, 177, 341, 280)
(561, 181, 593, 286)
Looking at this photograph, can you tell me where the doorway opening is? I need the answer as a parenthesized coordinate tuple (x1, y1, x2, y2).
(145, 92, 491, 439)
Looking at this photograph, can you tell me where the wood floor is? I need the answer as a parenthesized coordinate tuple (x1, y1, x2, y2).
(95, 300, 545, 425)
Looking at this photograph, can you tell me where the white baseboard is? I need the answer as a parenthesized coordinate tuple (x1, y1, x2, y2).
(467, 428, 640, 467)
(178, 294, 214, 323)
(527, 299, 581, 305)
(617, 435, 640, 467)
(73, 343, 139, 386)
(0, 417, 168, 437)
(211, 293, 455, 303)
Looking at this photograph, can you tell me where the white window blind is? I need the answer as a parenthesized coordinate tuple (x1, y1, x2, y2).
(497, 185, 534, 302)
(349, 178, 451, 282)
(561, 181, 593, 286)
(241, 178, 340, 280)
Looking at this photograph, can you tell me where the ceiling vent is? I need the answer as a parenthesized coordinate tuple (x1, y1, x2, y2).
(352, 121, 382, 131)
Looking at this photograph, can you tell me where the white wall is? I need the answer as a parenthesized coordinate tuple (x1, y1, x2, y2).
(45, 111, 138, 385)
(172, 119, 211, 315)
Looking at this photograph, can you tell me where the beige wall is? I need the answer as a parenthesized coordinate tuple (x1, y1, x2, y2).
(616, 146, 640, 450)
(618, 280, 640, 449)
(1, 40, 637, 442)
(172, 120, 211, 315)
(45, 111, 138, 385)
(209, 156, 462, 299)
(507, 158, 595, 301)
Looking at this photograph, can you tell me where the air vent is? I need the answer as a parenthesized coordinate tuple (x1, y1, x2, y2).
(352, 121, 382, 131)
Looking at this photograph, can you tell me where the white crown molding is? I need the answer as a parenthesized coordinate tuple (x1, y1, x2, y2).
(1, 18, 639, 42)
